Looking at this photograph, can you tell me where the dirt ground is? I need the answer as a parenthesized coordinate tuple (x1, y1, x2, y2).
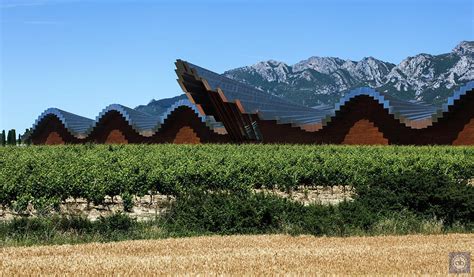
(2, 233, 472, 275)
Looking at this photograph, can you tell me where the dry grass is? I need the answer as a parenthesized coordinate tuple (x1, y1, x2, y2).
(2, 234, 473, 275)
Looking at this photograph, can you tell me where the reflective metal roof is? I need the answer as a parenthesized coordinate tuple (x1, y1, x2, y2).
(434, 81, 474, 122)
(184, 61, 474, 129)
(162, 99, 225, 131)
(322, 87, 439, 127)
(31, 100, 225, 138)
(186, 62, 332, 126)
(32, 108, 95, 138)
(95, 104, 162, 136)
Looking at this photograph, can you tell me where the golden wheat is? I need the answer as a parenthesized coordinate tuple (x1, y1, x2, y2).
(1, 234, 472, 275)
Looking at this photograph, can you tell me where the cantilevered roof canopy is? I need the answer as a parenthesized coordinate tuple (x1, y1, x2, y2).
(184, 61, 333, 127)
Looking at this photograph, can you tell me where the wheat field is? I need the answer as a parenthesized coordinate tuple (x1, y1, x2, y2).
(2, 234, 472, 275)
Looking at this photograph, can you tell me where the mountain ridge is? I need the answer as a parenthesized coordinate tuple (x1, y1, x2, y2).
(223, 41, 474, 106)
(136, 41, 473, 115)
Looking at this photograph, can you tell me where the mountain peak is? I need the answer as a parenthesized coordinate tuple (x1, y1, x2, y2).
(293, 56, 345, 74)
(223, 41, 473, 106)
(231, 59, 292, 83)
(453, 41, 474, 55)
(250, 59, 289, 70)
(361, 56, 384, 63)
(267, 59, 285, 65)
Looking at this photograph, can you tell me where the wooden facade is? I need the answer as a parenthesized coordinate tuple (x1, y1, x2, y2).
(175, 60, 474, 145)
(30, 115, 83, 145)
(151, 106, 229, 144)
(30, 104, 229, 145)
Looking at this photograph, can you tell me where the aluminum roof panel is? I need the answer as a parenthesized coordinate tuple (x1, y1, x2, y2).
(181, 60, 473, 130)
(31, 108, 95, 138)
(31, 99, 226, 139)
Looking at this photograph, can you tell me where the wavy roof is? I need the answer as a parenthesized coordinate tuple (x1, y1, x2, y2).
(162, 99, 224, 131)
(31, 99, 224, 139)
(30, 61, 474, 143)
(181, 60, 474, 130)
(32, 108, 95, 139)
(322, 87, 439, 128)
(95, 104, 162, 136)
(435, 81, 474, 121)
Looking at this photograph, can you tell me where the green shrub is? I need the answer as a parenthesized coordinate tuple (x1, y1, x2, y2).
(162, 190, 295, 235)
(57, 215, 92, 233)
(160, 190, 472, 237)
(0, 214, 146, 246)
(96, 212, 135, 233)
(121, 192, 134, 212)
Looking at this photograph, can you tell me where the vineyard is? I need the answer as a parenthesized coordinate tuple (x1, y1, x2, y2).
(1, 144, 474, 237)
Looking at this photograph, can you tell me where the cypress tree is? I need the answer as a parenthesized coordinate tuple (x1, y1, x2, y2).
(1, 130, 5, 146)
(12, 129, 17, 145)
(7, 129, 17, 145)
(6, 130, 12, 145)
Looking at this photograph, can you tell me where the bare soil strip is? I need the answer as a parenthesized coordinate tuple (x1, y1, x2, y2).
(2, 234, 472, 275)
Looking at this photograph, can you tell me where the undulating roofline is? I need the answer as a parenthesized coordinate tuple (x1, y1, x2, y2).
(28, 60, 474, 145)
(32, 108, 96, 139)
(30, 99, 225, 140)
(175, 59, 474, 145)
(176, 59, 474, 131)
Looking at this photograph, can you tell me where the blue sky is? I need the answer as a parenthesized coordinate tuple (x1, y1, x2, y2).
(1, 0, 473, 132)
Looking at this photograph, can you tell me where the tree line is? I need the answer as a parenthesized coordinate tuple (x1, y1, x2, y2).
(0, 129, 32, 146)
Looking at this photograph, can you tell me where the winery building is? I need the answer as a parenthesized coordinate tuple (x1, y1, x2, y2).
(29, 60, 474, 145)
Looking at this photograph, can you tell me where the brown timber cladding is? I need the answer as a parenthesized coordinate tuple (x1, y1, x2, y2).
(175, 60, 474, 145)
(30, 91, 474, 145)
(30, 107, 229, 145)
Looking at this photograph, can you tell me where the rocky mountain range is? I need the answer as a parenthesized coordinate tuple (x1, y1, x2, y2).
(136, 41, 473, 115)
(223, 41, 474, 107)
